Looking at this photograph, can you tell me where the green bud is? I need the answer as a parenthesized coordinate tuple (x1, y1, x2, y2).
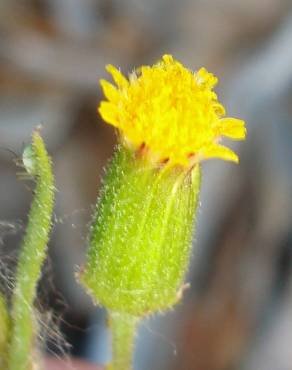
(79, 145, 200, 317)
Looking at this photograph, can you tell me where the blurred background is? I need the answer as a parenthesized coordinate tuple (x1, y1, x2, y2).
(1, 0, 292, 369)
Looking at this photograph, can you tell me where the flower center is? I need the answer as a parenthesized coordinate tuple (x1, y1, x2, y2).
(99, 54, 246, 167)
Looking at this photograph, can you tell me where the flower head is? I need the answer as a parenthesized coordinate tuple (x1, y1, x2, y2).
(99, 54, 246, 167)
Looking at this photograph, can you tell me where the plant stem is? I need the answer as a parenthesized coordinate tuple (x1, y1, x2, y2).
(8, 132, 55, 370)
(109, 311, 139, 370)
(0, 294, 10, 370)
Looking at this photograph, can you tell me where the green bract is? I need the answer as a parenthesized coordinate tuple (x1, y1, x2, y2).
(79, 145, 201, 317)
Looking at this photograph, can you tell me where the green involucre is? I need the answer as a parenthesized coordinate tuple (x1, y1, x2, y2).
(80, 145, 201, 316)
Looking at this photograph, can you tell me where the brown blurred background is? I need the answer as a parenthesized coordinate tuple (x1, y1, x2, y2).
(1, 1, 292, 369)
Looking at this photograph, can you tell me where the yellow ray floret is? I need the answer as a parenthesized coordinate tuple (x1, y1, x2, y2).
(98, 54, 246, 167)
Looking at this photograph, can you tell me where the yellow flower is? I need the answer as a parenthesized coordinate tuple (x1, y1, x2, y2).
(99, 54, 246, 167)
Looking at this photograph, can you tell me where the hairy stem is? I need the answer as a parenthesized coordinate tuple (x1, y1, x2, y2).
(0, 294, 10, 370)
(109, 312, 139, 370)
(8, 132, 55, 370)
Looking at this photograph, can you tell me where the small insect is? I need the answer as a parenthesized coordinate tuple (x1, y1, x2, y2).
(0, 144, 37, 186)
(22, 145, 37, 176)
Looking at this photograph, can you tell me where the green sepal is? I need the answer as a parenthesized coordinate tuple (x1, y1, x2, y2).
(79, 145, 200, 317)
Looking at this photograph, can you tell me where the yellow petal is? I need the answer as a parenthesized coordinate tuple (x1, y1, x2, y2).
(201, 144, 239, 163)
(98, 101, 119, 127)
(218, 118, 246, 140)
(106, 64, 128, 88)
(100, 79, 120, 102)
